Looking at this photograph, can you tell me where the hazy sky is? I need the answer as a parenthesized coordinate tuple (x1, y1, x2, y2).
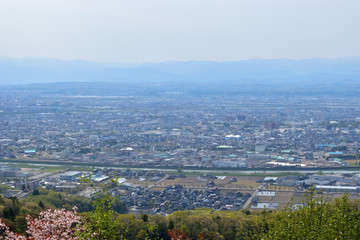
(0, 0, 359, 63)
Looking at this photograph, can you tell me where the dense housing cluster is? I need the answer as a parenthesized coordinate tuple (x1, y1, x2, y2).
(1, 91, 360, 169)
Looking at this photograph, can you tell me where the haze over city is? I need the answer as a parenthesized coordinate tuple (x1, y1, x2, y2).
(1, 1, 360, 239)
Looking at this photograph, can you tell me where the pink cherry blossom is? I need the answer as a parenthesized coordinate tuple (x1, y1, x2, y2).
(0, 206, 82, 240)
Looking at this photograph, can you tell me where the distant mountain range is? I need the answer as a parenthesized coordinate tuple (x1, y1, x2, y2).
(1, 56, 360, 96)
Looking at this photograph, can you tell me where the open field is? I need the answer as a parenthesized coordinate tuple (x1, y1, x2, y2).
(266, 185, 296, 191)
(124, 174, 264, 191)
(3, 162, 93, 172)
(160, 175, 209, 188)
(218, 181, 260, 189)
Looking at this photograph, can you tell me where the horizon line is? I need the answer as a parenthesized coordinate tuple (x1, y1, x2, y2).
(1, 55, 359, 65)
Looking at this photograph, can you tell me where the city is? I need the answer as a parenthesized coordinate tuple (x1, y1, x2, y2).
(1, 85, 360, 214)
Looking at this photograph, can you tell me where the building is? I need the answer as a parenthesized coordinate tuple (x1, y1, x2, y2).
(315, 185, 360, 193)
(60, 171, 82, 181)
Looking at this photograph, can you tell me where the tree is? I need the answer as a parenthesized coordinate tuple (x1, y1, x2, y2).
(32, 189, 40, 196)
(257, 189, 360, 240)
(76, 173, 121, 240)
(77, 193, 119, 240)
(168, 228, 204, 240)
(0, 206, 81, 240)
(38, 200, 45, 210)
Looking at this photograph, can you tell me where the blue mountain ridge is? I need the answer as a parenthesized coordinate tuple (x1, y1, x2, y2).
(0, 57, 359, 96)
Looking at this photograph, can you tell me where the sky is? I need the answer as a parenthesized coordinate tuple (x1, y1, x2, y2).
(0, 0, 359, 63)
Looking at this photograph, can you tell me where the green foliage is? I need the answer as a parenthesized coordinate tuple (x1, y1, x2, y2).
(117, 214, 145, 240)
(32, 188, 40, 196)
(0, 188, 95, 233)
(25, 188, 93, 212)
(257, 189, 360, 240)
(141, 214, 149, 223)
(0, 184, 11, 194)
(167, 210, 256, 240)
(2, 197, 20, 221)
(38, 200, 45, 209)
(2, 183, 360, 239)
(78, 193, 119, 240)
(14, 215, 27, 233)
(77, 171, 121, 239)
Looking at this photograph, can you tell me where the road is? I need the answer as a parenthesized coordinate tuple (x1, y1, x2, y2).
(242, 183, 265, 209)
(146, 174, 169, 190)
